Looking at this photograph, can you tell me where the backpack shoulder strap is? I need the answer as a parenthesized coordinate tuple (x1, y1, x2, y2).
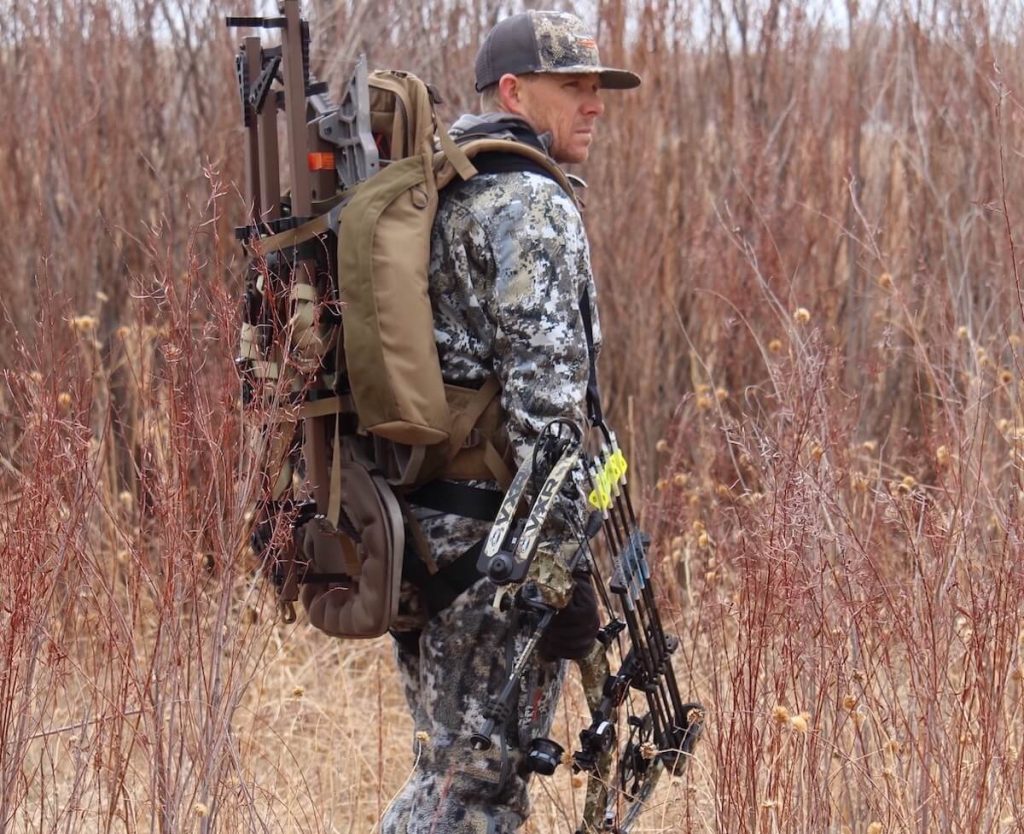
(435, 137, 577, 205)
(470, 150, 560, 181)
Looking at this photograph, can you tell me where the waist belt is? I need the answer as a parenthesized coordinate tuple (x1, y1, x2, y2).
(405, 480, 503, 522)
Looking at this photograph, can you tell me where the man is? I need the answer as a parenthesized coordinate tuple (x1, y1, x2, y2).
(383, 11, 640, 833)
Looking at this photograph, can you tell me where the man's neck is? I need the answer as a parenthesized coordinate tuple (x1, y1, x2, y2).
(455, 113, 553, 155)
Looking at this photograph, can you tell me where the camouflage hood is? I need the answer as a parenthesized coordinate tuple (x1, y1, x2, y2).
(450, 112, 554, 156)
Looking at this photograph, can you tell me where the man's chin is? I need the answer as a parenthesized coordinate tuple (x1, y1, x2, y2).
(556, 148, 590, 165)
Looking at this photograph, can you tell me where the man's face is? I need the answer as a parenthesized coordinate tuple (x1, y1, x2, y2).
(514, 72, 605, 164)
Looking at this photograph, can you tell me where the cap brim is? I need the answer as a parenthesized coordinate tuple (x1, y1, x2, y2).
(597, 68, 642, 89)
(543, 65, 641, 89)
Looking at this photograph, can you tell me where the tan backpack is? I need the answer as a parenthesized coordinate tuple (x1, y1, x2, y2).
(236, 57, 575, 638)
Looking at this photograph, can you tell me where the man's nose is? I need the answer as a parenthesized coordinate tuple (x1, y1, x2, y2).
(583, 90, 604, 117)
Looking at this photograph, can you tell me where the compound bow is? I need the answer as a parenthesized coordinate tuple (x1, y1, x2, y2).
(474, 419, 704, 833)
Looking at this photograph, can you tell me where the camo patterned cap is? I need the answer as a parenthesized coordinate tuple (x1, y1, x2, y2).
(474, 11, 641, 92)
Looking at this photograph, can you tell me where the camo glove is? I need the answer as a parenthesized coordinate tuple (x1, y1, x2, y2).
(537, 576, 600, 661)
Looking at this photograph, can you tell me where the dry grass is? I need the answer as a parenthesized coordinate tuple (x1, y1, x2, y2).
(2, 0, 1024, 831)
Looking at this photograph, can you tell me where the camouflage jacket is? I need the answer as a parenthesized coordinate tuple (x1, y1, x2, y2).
(429, 113, 602, 464)
(396, 115, 601, 628)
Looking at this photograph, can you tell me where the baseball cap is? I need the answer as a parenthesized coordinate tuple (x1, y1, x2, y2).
(474, 11, 641, 92)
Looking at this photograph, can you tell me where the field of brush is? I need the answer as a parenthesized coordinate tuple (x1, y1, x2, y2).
(2, 1, 1023, 832)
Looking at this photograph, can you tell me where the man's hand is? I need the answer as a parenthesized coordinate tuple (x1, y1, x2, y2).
(537, 575, 599, 660)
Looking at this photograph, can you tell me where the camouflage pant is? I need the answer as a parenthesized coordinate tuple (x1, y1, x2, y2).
(381, 516, 566, 834)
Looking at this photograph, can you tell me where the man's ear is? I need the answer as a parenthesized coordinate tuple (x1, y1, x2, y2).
(497, 73, 527, 115)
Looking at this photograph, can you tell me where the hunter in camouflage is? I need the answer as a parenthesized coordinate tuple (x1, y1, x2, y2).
(382, 11, 640, 834)
(383, 115, 593, 833)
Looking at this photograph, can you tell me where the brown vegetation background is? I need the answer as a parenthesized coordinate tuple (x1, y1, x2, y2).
(1, 0, 1023, 831)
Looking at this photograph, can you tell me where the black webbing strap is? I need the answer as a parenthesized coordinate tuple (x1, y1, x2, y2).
(299, 572, 353, 586)
(471, 152, 561, 183)
(390, 627, 422, 655)
(405, 480, 504, 522)
(449, 119, 565, 191)
(402, 538, 486, 618)
(580, 287, 604, 427)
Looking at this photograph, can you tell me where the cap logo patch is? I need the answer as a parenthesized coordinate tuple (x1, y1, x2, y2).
(577, 37, 596, 49)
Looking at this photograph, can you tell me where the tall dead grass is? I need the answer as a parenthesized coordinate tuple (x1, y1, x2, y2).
(1, 0, 1023, 831)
